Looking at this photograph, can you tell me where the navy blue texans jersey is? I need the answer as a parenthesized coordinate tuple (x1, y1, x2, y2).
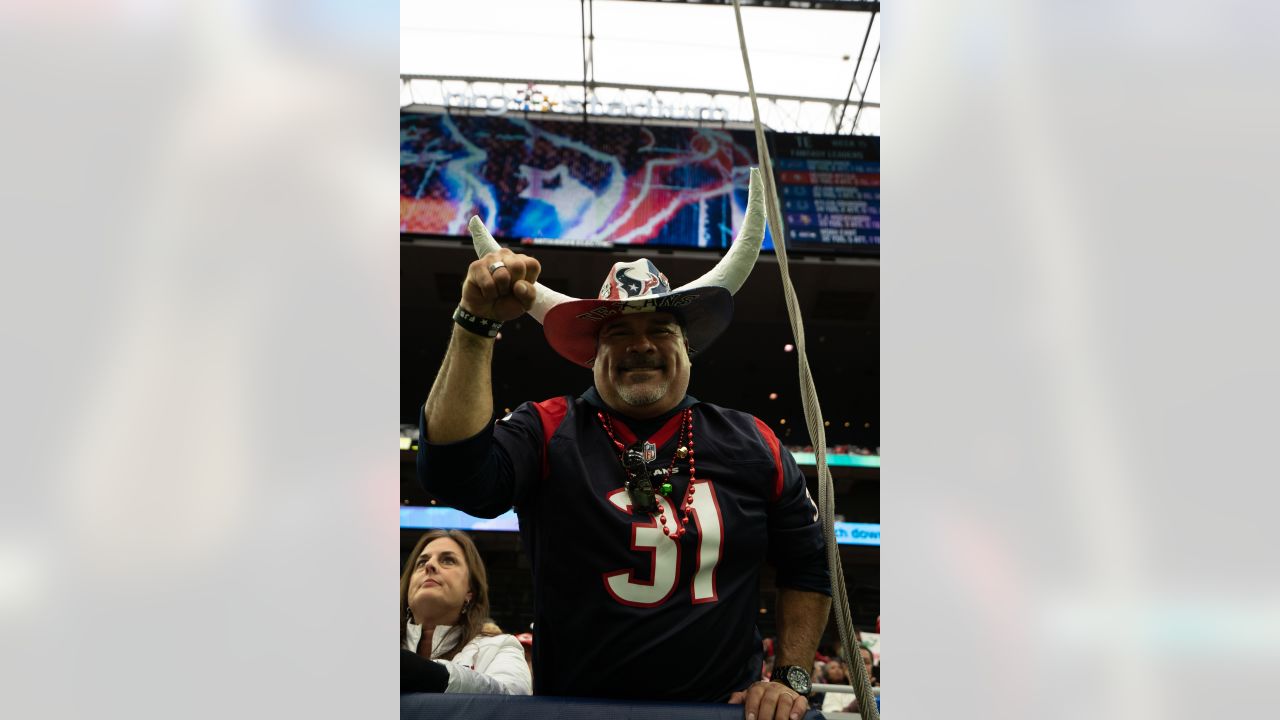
(418, 390, 829, 702)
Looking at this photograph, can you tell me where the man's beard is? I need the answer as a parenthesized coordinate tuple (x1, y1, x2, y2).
(615, 377, 669, 407)
(613, 354, 671, 407)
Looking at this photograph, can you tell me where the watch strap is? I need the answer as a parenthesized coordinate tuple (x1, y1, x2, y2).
(770, 665, 811, 696)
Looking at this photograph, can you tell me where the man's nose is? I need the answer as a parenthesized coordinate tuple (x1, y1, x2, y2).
(626, 335, 657, 353)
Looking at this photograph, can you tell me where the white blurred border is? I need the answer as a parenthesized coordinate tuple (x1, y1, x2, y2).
(887, 1, 1280, 719)
(0, 2, 398, 718)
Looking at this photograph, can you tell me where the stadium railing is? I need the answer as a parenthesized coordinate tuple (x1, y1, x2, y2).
(400, 693, 828, 719)
(809, 683, 881, 719)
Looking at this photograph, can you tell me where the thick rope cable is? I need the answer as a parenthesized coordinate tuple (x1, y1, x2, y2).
(731, 3, 879, 718)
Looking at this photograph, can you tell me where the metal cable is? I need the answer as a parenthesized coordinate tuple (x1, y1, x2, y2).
(731, 2, 878, 718)
(580, 0, 590, 122)
(836, 11, 877, 133)
(851, 44, 879, 134)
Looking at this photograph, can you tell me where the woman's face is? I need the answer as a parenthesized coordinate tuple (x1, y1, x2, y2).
(408, 537, 473, 625)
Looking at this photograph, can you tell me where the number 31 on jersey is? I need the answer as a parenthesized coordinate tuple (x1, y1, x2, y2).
(602, 480, 724, 607)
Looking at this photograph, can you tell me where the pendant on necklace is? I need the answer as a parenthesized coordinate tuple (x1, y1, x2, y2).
(641, 441, 657, 463)
(627, 480, 658, 514)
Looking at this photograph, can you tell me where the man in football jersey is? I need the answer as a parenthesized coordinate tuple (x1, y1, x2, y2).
(418, 169, 831, 720)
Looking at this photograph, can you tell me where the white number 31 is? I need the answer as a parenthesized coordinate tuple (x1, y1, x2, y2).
(602, 480, 724, 607)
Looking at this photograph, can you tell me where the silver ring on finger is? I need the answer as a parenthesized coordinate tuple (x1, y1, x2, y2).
(487, 261, 507, 275)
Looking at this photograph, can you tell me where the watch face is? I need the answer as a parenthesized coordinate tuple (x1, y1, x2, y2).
(788, 666, 808, 691)
(785, 666, 811, 694)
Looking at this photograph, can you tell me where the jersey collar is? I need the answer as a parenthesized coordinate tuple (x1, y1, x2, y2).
(581, 386, 698, 447)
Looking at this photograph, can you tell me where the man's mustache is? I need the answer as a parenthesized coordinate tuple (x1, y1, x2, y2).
(619, 357, 663, 370)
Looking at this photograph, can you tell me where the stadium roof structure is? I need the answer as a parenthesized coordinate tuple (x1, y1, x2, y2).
(401, 0, 880, 136)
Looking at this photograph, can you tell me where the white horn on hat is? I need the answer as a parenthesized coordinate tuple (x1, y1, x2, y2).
(468, 216, 576, 323)
(672, 167, 767, 295)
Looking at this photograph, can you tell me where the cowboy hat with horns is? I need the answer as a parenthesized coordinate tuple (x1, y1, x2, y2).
(468, 167, 768, 368)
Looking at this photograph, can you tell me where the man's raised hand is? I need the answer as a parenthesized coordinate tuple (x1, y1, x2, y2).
(461, 249, 541, 323)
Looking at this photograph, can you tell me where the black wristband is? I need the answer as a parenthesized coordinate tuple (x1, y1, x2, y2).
(452, 305, 502, 338)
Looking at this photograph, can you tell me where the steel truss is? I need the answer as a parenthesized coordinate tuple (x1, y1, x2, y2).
(401, 74, 880, 135)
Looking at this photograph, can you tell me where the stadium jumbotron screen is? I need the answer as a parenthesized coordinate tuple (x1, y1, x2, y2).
(400, 112, 879, 253)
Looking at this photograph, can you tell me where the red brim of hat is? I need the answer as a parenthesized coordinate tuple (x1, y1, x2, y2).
(542, 286, 734, 367)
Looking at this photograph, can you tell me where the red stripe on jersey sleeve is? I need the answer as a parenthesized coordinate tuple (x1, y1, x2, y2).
(753, 417, 785, 502)
(532, 397, 570, 478)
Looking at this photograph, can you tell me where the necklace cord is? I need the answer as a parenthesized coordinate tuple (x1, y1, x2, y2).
(598, 409, 697, 538)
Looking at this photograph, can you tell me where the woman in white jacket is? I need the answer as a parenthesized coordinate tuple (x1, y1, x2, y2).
(400, 530, 532, 695)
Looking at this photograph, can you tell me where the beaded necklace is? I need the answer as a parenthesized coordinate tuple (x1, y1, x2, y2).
(596, 408, 697, 539)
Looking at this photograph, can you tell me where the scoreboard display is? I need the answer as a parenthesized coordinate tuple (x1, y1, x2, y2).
(772, 133, 880, 251)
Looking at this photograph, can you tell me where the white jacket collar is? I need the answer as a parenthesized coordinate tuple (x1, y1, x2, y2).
(404, 622, 462, 657)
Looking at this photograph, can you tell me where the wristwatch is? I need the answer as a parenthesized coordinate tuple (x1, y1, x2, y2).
(770, 665, 812, 696)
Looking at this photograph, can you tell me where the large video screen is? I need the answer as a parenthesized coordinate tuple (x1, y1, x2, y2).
(401, 112, 878, 253)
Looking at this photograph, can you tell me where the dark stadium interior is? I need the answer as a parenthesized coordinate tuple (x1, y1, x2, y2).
(401, 236, 879, 645)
